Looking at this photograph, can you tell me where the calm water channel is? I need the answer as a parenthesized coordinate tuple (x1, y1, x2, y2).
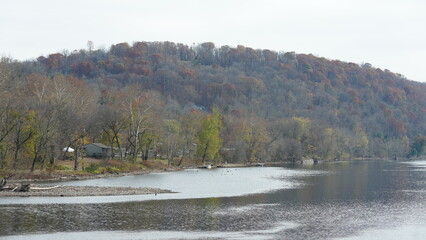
(1, 160, 425, 239)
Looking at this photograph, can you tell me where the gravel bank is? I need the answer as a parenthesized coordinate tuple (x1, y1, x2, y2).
(0, 185, 173, 197)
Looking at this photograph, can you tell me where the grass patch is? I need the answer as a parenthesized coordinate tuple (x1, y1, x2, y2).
(85, 161, 129, 174)
(54, 164, 71, 170)
(143, 159, 170, 169)
(45, 163, 72, 172)
(83, 158, 176, 175)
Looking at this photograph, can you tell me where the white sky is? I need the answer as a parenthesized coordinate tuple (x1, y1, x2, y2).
(1, 0, 426, 82)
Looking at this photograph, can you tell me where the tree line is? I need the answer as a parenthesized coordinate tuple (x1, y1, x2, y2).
(1, 41, 425, 171)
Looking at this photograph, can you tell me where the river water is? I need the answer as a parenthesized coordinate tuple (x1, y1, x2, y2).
(1, 160, 425, 239)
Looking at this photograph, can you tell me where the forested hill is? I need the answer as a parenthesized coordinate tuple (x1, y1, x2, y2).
(35, 42, 425, 136)
(1, 41, 426, 167)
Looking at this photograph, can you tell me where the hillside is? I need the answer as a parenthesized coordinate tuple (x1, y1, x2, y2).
(1, 41, 426, 170)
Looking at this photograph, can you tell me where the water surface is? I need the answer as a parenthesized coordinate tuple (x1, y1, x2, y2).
(1, 160, 425, 239)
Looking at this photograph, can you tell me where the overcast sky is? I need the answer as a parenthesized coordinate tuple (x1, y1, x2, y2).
(1, 0, 425, 82)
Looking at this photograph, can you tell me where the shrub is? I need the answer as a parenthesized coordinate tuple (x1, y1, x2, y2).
(54, 164, 71, 170)
(106, 160, 129, 171)
(106, 166, 120, 173)
(85, 163, 100, 174)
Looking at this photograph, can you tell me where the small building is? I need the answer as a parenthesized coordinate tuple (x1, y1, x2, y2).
(84, 143, 112, 158)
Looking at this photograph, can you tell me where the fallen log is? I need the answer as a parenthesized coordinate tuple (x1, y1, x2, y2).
(30, 185, 62, 190)
(0, 178, 6, 191)
(12, 183, 31, 192)
(2, 184, 63, 192)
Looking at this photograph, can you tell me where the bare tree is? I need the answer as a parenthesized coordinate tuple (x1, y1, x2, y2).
(122, 88, 163, 162)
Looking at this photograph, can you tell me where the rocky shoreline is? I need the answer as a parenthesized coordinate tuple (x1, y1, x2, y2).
(0, 184, 173, 197)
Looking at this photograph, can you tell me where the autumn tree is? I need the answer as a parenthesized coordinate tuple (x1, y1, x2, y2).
(122, 88, 163, 161)
(161, 119, 182, 166)
(50, 75, 94, 169)
(0, 98, 16, 168)
(267, 117, 310, 162)
(240, 76, 265, 102)
(177, 110, 202, 166)
(240, 116, 269, 163)
(196, 107, 222, 164)
(96, 105, 125, 160)
(0, 62, 17, 167)
(11, 110, 36, 169)
(23, 74, 58, 171)
(195, 42, 215, 65)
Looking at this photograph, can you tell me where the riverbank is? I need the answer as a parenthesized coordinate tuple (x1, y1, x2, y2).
(2, 158, 414, 185)
(0, 184, 173, 197)
(1, 167, 181, 185)
(0, 158, 184, 184)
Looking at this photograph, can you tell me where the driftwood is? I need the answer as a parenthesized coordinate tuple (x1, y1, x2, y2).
(13, 183, 31, 192)
(0, 178, 6, 191)
(1, 182, 63, 193)
(30, 185, 62, 190)
(1, 183, 32, 192)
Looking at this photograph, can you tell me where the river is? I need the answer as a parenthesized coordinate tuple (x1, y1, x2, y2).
(0, 160, 425, 239)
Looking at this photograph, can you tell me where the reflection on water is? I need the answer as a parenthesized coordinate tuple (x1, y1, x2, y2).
(339, 225, 426, 240)
(1, 160, 425, 239)
(0, 223, 298, 240)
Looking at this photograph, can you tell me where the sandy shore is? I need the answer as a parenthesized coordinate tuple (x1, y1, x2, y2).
(0, 184, 173, 197)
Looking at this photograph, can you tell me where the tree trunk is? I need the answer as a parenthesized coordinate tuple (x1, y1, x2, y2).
(41, 151, 47, 170)
(49, 145, 55, 165)
(30, 152, 38, 172)
(202, 144, 208, 165)
(143, 148, 149, 161)
(178, 151, 185, 167)
(0, 148, 6, 169)
(12, 144, 20, 170)
(74, 148, 79, 171)
(133, 132, 139, 161)
(113, 134, 123, 161)
(143, 139, 152, 161)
